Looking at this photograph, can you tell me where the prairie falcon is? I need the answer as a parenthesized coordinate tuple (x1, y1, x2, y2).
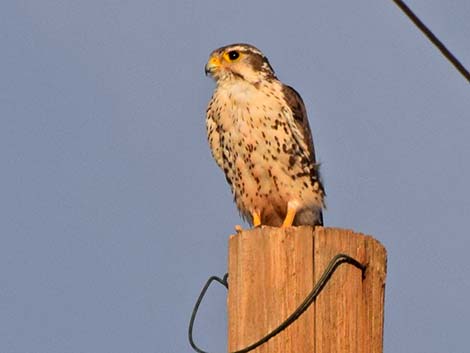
(205, 43, 324, 227)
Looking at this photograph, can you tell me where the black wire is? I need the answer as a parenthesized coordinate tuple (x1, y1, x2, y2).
(188, 254, 365, 353)
(391, 0, 470, 83)
(188, 274, 228, 353)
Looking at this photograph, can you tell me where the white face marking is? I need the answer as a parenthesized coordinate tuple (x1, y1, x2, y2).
(208, 44, 273, 85)
(227, 45, 264, 57)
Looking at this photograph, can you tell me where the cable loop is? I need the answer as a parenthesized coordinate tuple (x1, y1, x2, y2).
(188, 253, 365, 353)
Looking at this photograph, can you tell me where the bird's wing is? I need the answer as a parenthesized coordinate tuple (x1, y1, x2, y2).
(281, 84, 317, 164)
(282, 84, 325, 223)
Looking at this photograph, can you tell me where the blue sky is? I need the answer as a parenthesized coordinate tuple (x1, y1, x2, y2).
(1, 1, 469, 352)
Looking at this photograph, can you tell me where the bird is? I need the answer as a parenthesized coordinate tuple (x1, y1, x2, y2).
(204, 43, 324, 228)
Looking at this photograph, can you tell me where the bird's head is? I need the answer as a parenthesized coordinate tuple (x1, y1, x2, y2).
(205, 43, 276, 84)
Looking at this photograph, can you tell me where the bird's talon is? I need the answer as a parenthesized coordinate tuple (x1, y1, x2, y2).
(282, 205, 297, 227)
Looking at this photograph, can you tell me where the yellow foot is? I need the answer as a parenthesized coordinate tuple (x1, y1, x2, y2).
(282, 203, 297, 227)
(235, 225, 244, 233)
(252, 210, 261, 227)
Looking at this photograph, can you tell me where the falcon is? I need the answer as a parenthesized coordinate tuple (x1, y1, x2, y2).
(205, 43, 325, 228)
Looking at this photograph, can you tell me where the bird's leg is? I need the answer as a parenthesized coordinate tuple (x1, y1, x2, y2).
(282, 201, 298, 227)
(251, 210, 262, 227)
(234, 210, 260, 233)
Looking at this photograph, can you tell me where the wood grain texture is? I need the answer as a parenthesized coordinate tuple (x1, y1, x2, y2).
(227, 226, 386, 353)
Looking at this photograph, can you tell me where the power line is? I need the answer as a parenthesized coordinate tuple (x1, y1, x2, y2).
(391, 0, 470, 83)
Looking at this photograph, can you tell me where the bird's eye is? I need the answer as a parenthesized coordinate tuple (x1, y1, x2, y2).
(228, 51, 240, 61)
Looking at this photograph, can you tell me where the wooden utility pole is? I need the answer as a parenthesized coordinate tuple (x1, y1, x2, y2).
(227, 226, 387, 353)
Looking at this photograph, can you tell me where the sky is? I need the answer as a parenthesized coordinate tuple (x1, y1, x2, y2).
(1, 1, 469, 352)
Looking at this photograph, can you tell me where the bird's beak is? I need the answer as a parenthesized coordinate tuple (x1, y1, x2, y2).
(205, 55, 221, 76)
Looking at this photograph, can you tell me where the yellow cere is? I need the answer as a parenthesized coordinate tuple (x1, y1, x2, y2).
(209, 55, 221, 67)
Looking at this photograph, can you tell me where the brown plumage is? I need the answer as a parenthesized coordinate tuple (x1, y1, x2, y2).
(205, 43, 324, 227)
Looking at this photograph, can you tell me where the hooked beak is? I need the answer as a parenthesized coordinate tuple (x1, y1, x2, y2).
(205, 55, 221, 76)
